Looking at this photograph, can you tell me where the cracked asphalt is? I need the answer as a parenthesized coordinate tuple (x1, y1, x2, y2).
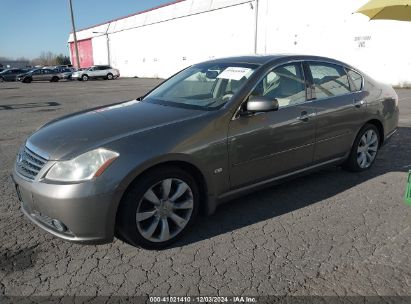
(0, 79, 410, 297)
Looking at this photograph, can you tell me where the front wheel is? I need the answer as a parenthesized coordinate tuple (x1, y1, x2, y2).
(106, 73, 113, 80)
(116, 167, 199, 249)
(343, 124, 380, 172)
(51, 76, 59, 82)
(23, 77, 32, 83)
(81, 74, 89, 81)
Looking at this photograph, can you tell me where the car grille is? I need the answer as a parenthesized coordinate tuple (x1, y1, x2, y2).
(16, 146, 47, 180)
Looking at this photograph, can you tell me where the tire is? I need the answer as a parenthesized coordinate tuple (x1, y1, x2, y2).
(51, 76, 59, 82)
(23, 77, 32, 83)
(0, 77, 4, 82)
(106, 73, 113, 80)
(116, 166, 200, 249)
(81, 74, 89, 81)
(343, 123, 380, 172)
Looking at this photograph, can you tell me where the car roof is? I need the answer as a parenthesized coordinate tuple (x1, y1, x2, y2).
(201, 54, 352, 68)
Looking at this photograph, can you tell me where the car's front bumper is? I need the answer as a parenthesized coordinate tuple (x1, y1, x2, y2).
(11, 170, 121, 244)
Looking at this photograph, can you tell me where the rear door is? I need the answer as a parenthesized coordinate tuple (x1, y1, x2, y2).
(97, 66, 109, 77)
(305, 61, 367, 163)
(228, 62, 317, 188)
(42, 69, 53, 81)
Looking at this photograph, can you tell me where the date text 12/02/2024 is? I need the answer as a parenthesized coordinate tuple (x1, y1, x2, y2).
(149, 296, 258, 303)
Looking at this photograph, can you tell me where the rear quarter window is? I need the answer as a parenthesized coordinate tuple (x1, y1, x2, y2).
(347, 69, 363, 91)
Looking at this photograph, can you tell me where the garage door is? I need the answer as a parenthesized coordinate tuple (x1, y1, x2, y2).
(70, 38, 94, 68)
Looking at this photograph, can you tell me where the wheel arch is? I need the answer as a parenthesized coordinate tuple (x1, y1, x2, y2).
(116, 159, 210, 219)
(364, 119, 384, 146)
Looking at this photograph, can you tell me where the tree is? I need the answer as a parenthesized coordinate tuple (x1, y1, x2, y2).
(55, 54, 71, 65)
(30, 51, 70, 66)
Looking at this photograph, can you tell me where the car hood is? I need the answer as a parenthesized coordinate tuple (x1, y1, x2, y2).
(27, 100, 207, 160)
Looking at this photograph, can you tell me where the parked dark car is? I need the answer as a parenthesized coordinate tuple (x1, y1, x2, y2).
(12, 55, 399, 249)
(53, 67, 75, 80)
(16, 68, 64, 83)
(0, 68, 29, 82)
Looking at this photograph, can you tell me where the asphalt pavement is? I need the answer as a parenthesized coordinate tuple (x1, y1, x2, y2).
(0, 79, 410, 297)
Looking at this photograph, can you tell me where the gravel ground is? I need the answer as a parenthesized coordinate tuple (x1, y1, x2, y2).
(0, 79, 410, 297)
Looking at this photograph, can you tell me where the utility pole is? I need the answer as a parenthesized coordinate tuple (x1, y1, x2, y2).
(68, 0, 81, 68)
(254, 0, 259, 54)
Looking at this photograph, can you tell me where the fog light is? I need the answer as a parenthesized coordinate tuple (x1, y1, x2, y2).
(51, 219, 67, 232)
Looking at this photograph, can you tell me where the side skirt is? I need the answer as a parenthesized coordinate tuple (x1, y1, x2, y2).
(215, 156, 347, 206)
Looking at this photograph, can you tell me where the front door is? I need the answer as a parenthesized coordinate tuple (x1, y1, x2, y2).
(31, 70, 43, 81)
(228, 62, 316, 188)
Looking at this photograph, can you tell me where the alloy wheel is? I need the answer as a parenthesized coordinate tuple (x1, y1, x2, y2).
(136, 178, 194, 243)
(357, 129, 379, 168)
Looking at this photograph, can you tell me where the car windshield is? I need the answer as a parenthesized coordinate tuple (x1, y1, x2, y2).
(144, 62, 259, 110)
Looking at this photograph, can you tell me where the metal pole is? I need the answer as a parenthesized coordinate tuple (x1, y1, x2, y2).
(68, 0, 81, 68)
(106, 34, 110, 65)
(254, 0, 259, 54)
(105, 24, 111, 66)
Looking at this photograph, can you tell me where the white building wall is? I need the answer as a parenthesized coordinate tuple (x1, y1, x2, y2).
(108, 1, 256, 78)
(257, 0, 411, 85)
(69, 0, 411, 85)
(92, 36, 109, 65)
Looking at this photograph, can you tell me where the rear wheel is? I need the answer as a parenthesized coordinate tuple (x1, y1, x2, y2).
(23, 77, 32, 83)
(106, 73, 113, 80)
(51, 76, 59, 82)
(343, 123, 380, 172)
(81, 74, 89, 81)
(116, 166, 199, 249)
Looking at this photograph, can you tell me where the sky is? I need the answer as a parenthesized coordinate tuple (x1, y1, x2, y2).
(0, 0, 173, 59)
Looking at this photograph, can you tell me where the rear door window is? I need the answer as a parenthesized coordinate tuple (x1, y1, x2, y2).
(308, 62, 351, 98)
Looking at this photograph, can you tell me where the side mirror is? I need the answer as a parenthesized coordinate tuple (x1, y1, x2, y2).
(205, 70, 219, 79)
(246, 96, 279, 113)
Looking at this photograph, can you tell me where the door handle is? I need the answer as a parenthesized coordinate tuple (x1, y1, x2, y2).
(353, 99, 365, 108)
(297, 111, 316, 122)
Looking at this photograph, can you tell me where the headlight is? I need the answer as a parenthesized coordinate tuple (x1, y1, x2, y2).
(45, 148, 119, 182)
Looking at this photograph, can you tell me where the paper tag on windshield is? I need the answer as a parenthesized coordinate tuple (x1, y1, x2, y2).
(217, 67, 252, 81)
